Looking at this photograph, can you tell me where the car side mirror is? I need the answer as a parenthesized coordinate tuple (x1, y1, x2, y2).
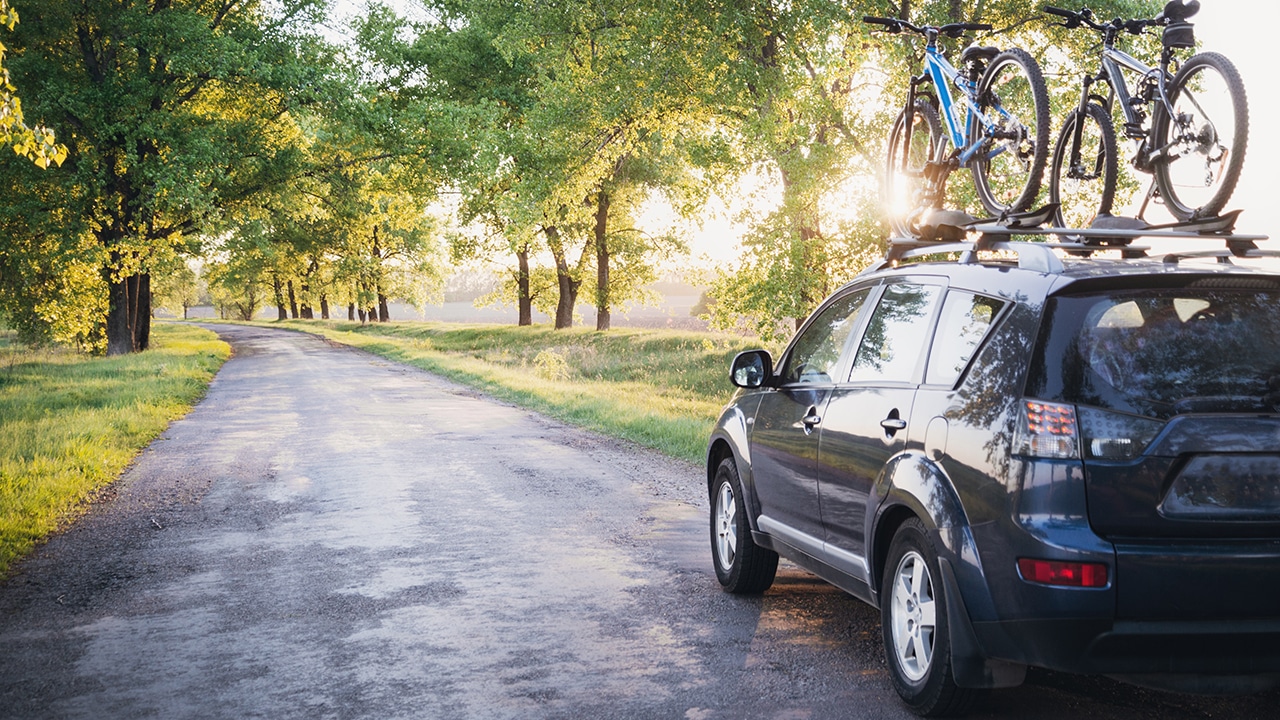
(731, 350, 774, 389)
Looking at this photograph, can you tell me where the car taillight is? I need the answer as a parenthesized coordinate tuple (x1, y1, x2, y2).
(1077, 406, 1165, 461)
(1013, 399, 1079, 459)
(1017, 558, 1109, 588)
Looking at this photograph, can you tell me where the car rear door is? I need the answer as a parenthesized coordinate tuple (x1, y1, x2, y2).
(1027, 286, 1280, 620)
(818, 281, 944, 576)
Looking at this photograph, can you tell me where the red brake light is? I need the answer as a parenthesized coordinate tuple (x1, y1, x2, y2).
(1017, 558, 1108, 588)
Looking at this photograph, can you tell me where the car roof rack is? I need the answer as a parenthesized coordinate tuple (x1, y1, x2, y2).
(864, 206, 1275, 275)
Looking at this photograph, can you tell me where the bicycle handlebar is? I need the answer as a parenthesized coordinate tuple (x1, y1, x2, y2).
(1044, 5, 1158, 35)
(863, 16, 991, 39)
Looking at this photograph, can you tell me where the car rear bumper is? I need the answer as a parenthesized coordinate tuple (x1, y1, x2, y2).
(973, 617, 1280, 675)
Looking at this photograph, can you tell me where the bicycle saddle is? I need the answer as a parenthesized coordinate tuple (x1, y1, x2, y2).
(959, 45, 999, 64)
(1158, 0, 1200, 23)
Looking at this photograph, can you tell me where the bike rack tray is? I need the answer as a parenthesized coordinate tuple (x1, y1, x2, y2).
(873, 215, 1275, 276)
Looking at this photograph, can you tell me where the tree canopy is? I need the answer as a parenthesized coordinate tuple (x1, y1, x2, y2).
(0, 0, 1165, 350)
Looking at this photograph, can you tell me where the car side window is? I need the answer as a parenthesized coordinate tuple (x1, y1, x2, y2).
(781, 288, 871, 385)
(925, 291, 1008, 387)
(849, 283, 942, 384)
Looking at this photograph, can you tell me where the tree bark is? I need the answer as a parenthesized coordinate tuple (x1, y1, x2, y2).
(378, 291, 390, 322)
(545, 226, 580, 329)
(348, 303, 356, 321)
(272, 274, 287, 320)
(104, 260, 150, 355)
(516, 244, 532, 327)
(138, 273, 151, 349)
(287, 280, 299, 319)
(594, 190, 611, 332)
(320, 294, 329, 320)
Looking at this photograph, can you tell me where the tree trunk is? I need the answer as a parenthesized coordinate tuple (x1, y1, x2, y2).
(287, 280, 299, 319)
(348, 303, 356, 321)
(320, 294, 330, 320)
(378, 291, 389, 322)
(272, 274, 287, 320)
(358, 308, 367, 323)
(138, 273, 151, 349)
(516, 245, 532, 327)
(545, 226, 580, 329)
(594, 190, 611, 332)
(104, 261, 150, 355)
(300, 257, 318, 319)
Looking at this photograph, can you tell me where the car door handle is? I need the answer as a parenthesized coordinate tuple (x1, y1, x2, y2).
(802, 414, 823, 427)
(880, 418, 907, 431)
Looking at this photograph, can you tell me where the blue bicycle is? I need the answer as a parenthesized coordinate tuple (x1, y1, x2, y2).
(866, 15, 1050, 238)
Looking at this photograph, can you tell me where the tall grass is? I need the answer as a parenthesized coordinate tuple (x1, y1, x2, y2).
(0, 323, 229, 576)
(270, 320, 773, 463)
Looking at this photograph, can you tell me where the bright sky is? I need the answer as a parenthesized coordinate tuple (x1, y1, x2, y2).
(1185, 0, 1277, 235)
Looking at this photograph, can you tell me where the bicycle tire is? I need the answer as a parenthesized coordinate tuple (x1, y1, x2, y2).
(1049, 102, 1118, 229)
(885, 99, 943, 238)
(1151, 51, 1248, 221)
(970, 48, 1050, 216)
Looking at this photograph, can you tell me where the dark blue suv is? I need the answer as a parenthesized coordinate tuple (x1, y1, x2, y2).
(707, 236, 1280, 715)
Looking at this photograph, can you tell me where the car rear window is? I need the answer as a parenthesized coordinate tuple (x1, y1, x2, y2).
(1027, 287, 1280, 419)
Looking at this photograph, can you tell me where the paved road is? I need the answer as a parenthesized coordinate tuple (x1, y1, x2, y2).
(2, 324, 1277, 719)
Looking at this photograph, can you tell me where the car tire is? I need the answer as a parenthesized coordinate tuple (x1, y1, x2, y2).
(711, 457, 778, 594)
(881, 518, 982, 717)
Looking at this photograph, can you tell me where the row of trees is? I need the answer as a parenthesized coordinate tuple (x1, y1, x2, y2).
(0, 0, 1154, 353)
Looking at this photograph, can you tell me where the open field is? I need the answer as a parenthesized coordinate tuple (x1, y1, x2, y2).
(0, 324, 229, 576)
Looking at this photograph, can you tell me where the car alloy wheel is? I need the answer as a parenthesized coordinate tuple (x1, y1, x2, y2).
(714, 480, 738, 572)
(890, 549, 937, 682)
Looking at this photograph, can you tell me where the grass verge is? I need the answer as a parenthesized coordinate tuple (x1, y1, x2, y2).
(0, 323, 230, 576)
(264, 320, 769, 465)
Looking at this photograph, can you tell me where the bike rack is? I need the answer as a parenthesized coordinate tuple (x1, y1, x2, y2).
(874, 205, 1275, 275)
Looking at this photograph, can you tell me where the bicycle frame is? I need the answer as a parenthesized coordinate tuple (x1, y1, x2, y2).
(900, 32, 1015, 171)
(1069, 29, 1179, 171)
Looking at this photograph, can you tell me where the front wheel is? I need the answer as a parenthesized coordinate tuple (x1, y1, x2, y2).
(1049, 102, 1118, 229)
(881, 518, 982, 717)
(885, 99, 944, 238)
(970, 48, 1051, 217)
(711, 457, 778, 594)
(1152, 51, 1248, 221)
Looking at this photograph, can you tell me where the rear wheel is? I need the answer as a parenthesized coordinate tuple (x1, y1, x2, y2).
(882, 518, 981, 717)
(711, 457, 778, 594)
(1049, 102, 1118, 229)
(885, 99, 944, 238)
(1152, 51, 1248, 221)
(970, 49, 1050, 216)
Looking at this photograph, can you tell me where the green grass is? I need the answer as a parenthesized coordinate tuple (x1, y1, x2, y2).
(0, 323, 230, 576)
(266, 320, 771, 464)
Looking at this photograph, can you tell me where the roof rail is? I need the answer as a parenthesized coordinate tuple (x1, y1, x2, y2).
(863, 237, 1069, 275)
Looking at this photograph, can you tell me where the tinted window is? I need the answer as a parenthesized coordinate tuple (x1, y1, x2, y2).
(926, 291, 1007, 387)
(850, 283, 941, 384)
(781, 288, 871, 384)
(1028, 289, 1280, 418)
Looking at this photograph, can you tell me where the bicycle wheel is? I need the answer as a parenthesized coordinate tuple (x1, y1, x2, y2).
(885, 99, 943, 238)
(1049, 102, 1118, 229)
(1152, 51, 1248, 221)
(970, 48, 1050, 217)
